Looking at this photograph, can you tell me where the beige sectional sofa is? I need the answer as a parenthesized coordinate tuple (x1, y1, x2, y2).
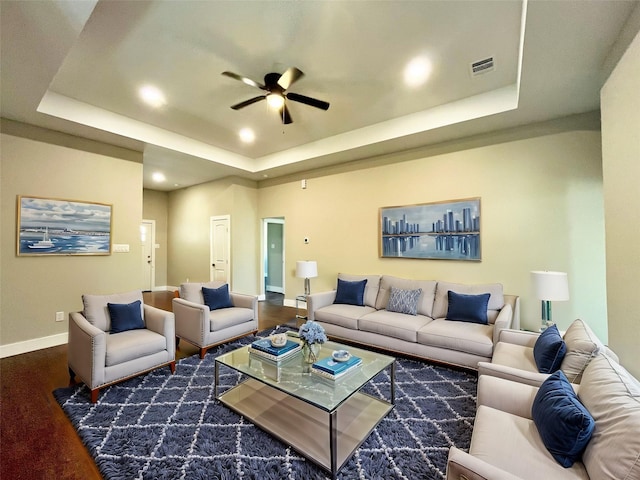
(447, 354, 640, 480)
(307, 274, 520, 369)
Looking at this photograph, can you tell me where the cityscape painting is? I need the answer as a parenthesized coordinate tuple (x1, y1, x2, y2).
(380, 198, 481, 261)
(17, 196, 112, 256)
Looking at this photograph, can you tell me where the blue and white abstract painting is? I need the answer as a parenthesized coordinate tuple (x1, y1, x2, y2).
(17, 196, 112, 256)
(380, 197, 481, 260)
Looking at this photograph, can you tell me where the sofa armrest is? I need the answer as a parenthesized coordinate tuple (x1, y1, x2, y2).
(477, 375, 539, 419)
(478, 361, 549, 388)
(144, 305, 175, 358)
(68, 311, 106, 388)
(172, 298, 209, 344)
(492, 303, 513, 345)
(446, 447, 523, 480)
(307, 290, 337, 321)
(230, 292, 258, 321)
(498, 329, 539, 347)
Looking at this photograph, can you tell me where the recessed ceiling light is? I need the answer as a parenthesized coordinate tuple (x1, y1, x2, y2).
(404, 57, 432, 87)
(152, 172, 166, 182)
(239, 128, 255, 143)
(139, 85, 166, 108)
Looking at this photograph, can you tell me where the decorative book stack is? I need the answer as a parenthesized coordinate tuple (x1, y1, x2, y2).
(311, 355, 362, 380)
(248, 338, 301, 362)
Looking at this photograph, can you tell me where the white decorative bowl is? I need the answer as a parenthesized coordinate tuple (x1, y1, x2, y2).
(332, 350, 351, 362)
(270, 334, 287, 348)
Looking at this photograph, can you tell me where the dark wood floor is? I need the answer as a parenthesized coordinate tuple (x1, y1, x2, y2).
(0, 293, 299, 480)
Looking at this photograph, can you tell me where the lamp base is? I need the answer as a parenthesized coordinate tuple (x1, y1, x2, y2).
(540, 300, 554, 332)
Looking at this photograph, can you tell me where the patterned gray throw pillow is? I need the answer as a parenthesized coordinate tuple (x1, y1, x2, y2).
(387, 286, 422, 315)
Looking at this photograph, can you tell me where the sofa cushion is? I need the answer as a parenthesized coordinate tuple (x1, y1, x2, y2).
(534, 325, 567, 374)
(202, 284, 233, 310)
(432, 282, 504, 324)
(334, 278, 367, 306)
(387, 286, 422, 315)
(180, 281, 225, 304)
(106, 328, 167, 367)
(417, 319, 494, 357)
(315, 304, 376, 330)
(579, 354, 640, 480)
(470, 405, 590, 480)
(446, 291, 490, 324)
(209, 307, 254, 332)
(83, 290, 144, 332)
(108, 300, 145, 334)
(376, 276, 437, 317)
(560, 319, 604, 383)
(358, 310, 432, 342)
(337, 274, 381, 308)
(532, 370, 595, 468)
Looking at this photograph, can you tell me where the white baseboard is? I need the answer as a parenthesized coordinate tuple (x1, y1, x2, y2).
(153, 285, 179, 292)
(258, 294, 266, 301)
(0, 332, 68, 359)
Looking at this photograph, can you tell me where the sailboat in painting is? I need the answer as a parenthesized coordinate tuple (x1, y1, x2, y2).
(28, 227, 55, 249)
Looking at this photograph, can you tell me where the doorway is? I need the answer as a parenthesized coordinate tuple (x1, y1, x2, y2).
(263, 218, 285, 303)
(140, 219, 155, 291)
(210, 215, 231, 285)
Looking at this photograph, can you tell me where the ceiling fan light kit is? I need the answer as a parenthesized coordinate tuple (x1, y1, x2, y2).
(222, 67, 330, 124)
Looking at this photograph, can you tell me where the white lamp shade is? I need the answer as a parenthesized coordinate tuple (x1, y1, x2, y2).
(531, 271, 569, 301)
(296, 261, 318, 279)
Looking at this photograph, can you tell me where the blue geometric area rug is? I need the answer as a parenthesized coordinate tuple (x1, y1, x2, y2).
(53, 327, 477, 479)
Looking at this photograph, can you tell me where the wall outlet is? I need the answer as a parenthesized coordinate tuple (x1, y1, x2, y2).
(55, 311, 64, 322)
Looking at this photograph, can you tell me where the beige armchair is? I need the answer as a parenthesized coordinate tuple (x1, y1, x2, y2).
(478, 319, 617, 387)
(172, 281, 258, 359)
(68, 290, 176, 403)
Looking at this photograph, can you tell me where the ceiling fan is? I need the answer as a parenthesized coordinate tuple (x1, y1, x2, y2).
(221, 67, 330, 124)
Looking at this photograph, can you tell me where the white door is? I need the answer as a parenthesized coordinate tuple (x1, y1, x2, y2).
(140, 220, 155, 291)
(210, 215, 230, 284)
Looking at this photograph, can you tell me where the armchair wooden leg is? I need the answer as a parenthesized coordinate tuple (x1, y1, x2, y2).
(199, 347, 207, 359)
(169, 361, 176, 374)
(90, 388, 99, 403)
(175, 337, 180, 348)
(68, 367, 76, 386)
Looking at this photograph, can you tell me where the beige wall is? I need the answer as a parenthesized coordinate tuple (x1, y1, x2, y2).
(142, 189, 169, 288)
(1, 131, 144, 349)
(601, 30, 640, 377)
(258, 128, 608, 339)
(167, 177, 260, 295)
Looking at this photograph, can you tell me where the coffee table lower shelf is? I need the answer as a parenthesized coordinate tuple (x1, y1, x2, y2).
(218, 378, 393, 478)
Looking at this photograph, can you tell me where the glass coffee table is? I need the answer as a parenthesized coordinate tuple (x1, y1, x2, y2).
(215, 338, 395, 479)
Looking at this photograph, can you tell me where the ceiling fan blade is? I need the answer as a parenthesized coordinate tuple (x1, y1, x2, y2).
(278, 104, 293, 124)
(277, 67, 304, 90)
(222, 71, 265, 90)
(230, 96, 265, 110)
(286, 92, 330, 111)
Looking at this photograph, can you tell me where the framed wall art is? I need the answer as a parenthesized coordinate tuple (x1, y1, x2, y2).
(16, 195, 112, 256)
(380, 197, 481, 261)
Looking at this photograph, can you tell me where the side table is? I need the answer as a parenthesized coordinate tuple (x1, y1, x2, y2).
(295, 294, 308, 321)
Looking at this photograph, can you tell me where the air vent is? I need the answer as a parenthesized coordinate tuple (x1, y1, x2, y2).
(470, 57, 495, 76)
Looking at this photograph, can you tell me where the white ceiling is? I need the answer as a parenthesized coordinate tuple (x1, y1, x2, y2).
(1, 0, 638, 191)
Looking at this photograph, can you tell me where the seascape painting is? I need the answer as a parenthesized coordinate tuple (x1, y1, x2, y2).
(380, 198, 481, 261)
(17, 196, 112, 256)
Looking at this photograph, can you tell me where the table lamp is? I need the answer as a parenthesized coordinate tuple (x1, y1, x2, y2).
(296, 261, 318, 296)
(531, 270, 569, 331)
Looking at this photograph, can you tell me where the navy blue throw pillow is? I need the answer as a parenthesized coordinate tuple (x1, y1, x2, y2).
(334, 279, 367, 306)
(202, 284, 233, 310)
(446, 291, 490, 324)
(108, 300, 144, 334)
(533, 324, 567, 373)
(532, 370, 595, 467)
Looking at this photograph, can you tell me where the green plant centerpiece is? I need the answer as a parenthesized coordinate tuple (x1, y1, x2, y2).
(298, 320, 327, 363)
